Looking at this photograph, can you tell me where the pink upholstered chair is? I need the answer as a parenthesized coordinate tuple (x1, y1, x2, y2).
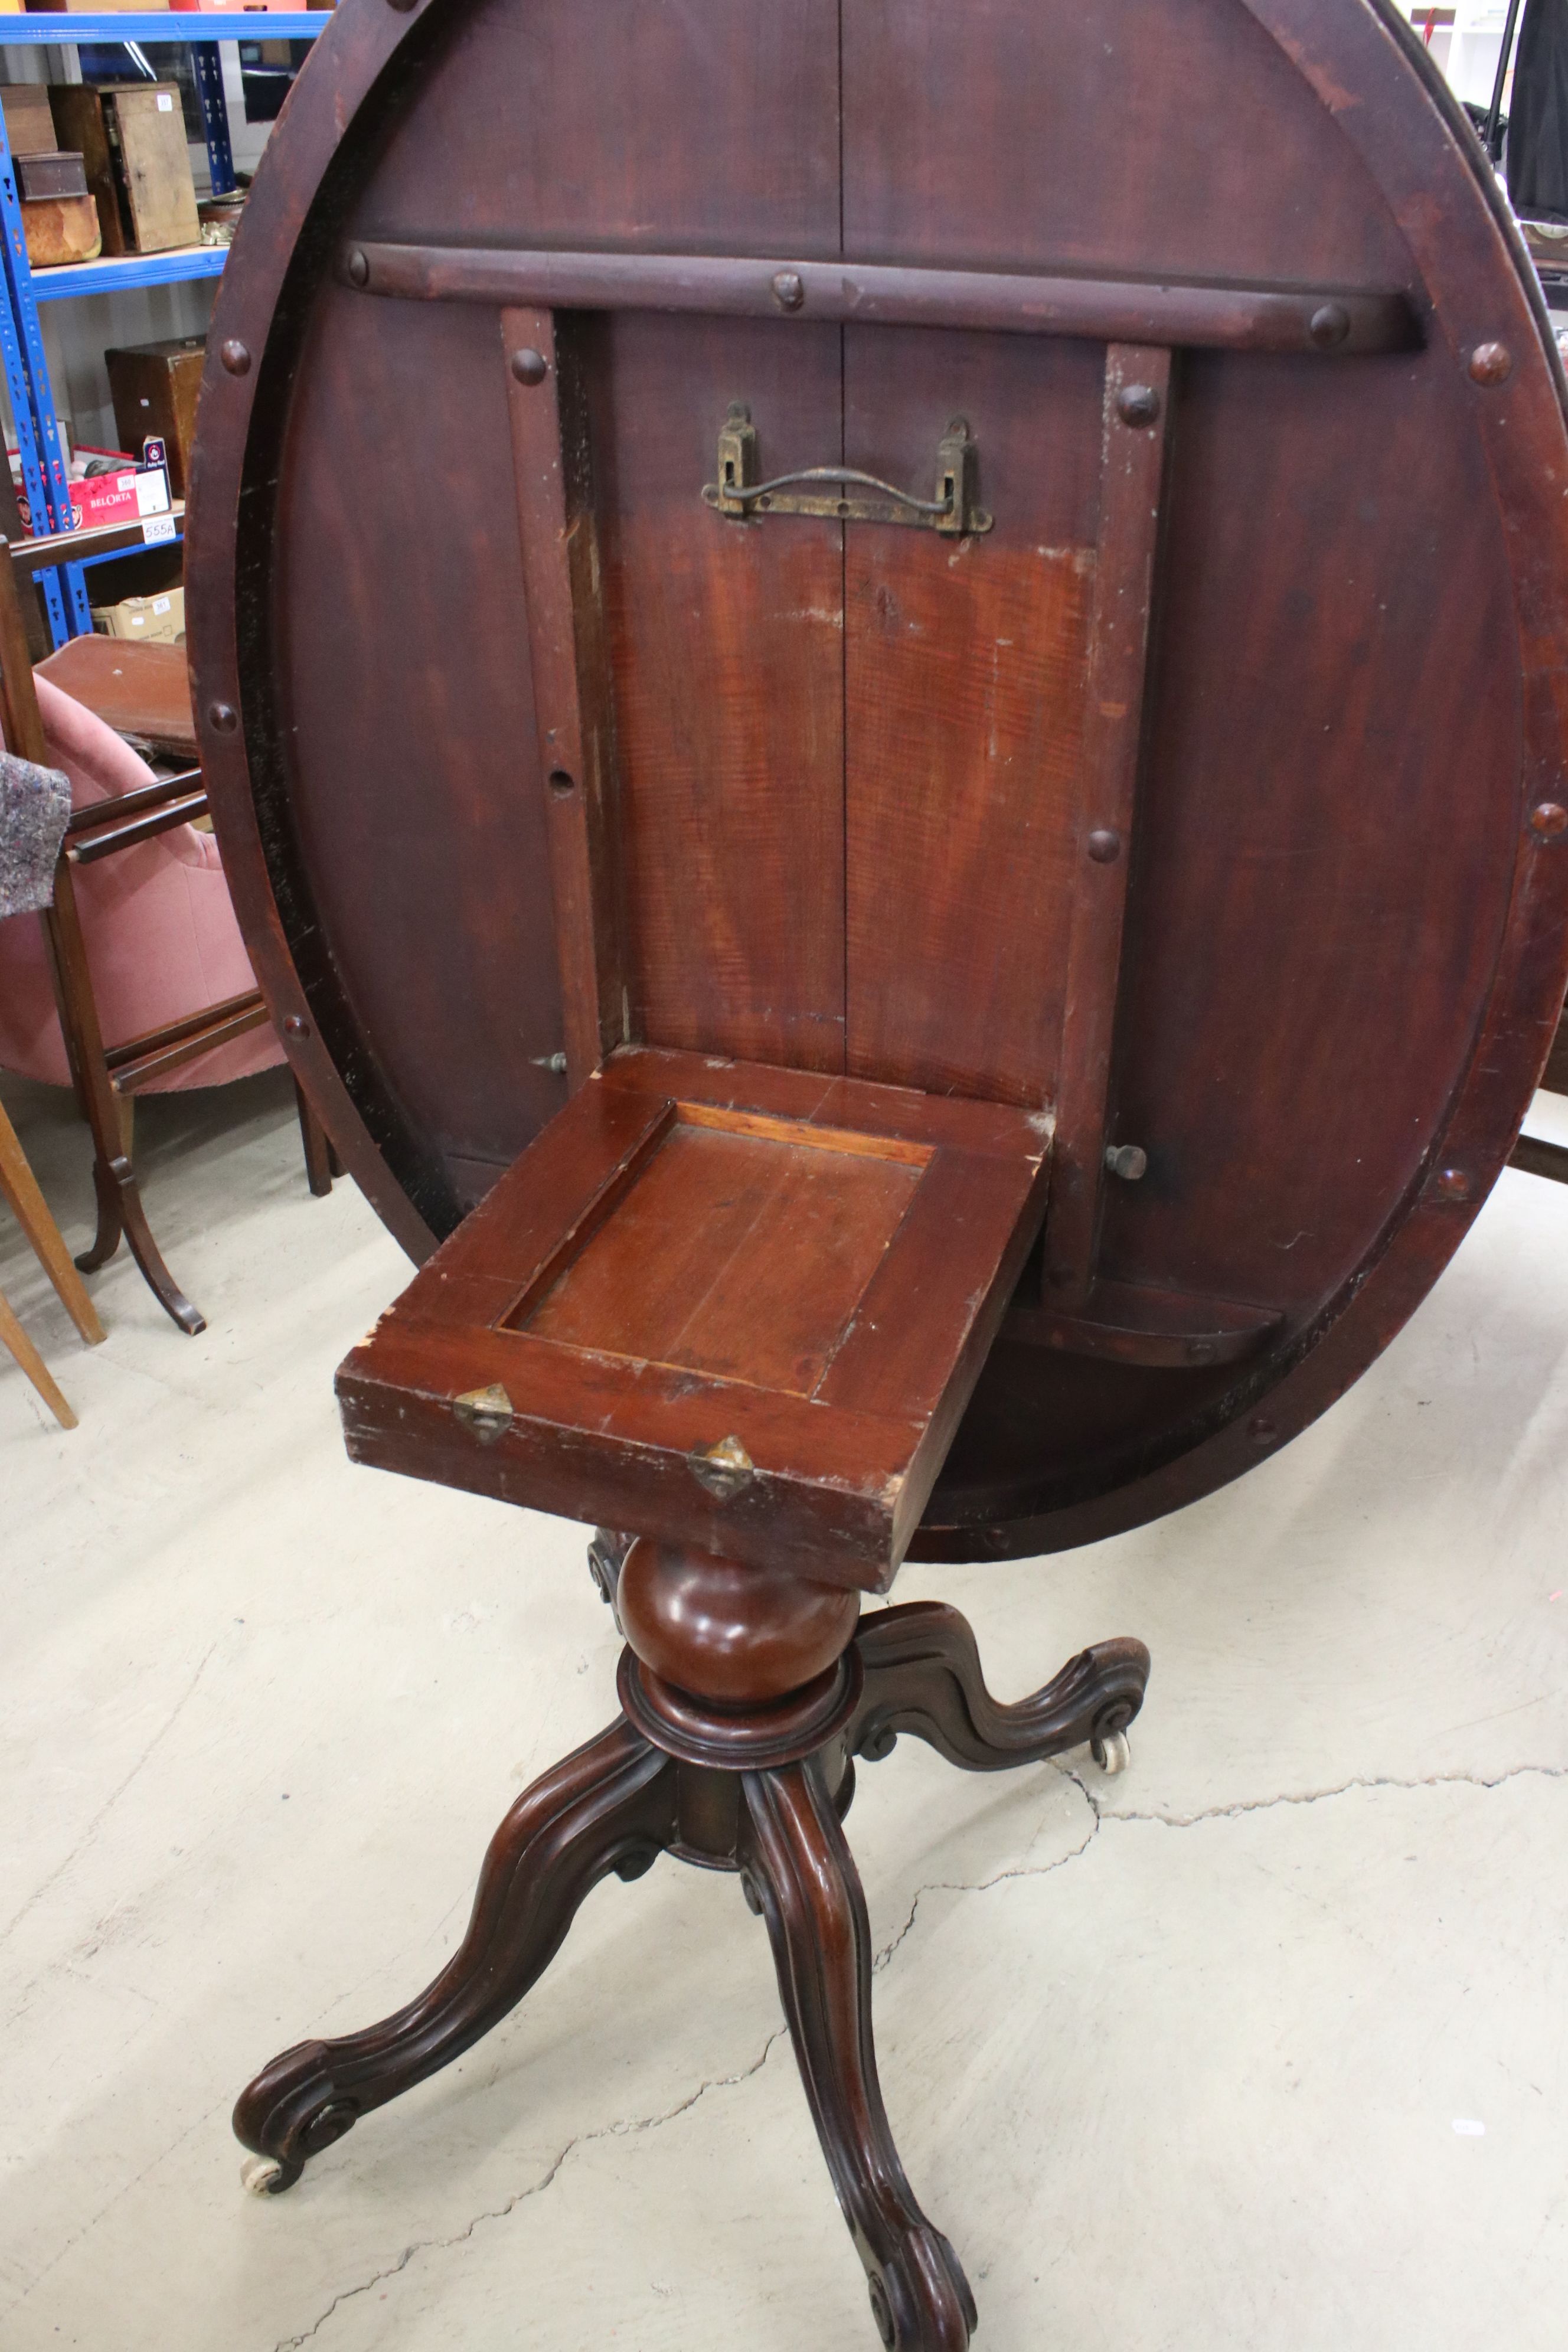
(0, 671, 333, 1334)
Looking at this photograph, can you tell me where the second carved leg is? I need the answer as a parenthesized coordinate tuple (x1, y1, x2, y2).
(743, 1758, 977, 2352)
(851, 1601, 1149, 1773)
(235, 1717, 676, 2191)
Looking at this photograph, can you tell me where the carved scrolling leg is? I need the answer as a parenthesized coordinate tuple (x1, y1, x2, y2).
(742, 1759, 977, 2352)
(851, 1600, 1149, 1775)
(235, 1718, 676, 2191)
(587, 1527, 632, 1629)
(235, 1537, 1154, 2348)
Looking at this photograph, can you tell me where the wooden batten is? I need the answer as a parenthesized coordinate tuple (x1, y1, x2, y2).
(1004, 1278, 1282, 1368)
(501, 306, 625, 1087)
(1044, 343, 1174, 1306)
(355, 245, 1417, 358)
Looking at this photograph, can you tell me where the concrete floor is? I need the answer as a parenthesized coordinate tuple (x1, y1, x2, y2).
(2, 1063, 1567, 2352)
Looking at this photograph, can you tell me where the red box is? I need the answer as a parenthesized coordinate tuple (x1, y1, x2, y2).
(67, 458, 171, 531)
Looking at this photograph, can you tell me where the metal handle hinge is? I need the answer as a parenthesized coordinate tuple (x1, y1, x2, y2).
(703, 406, 993, 536)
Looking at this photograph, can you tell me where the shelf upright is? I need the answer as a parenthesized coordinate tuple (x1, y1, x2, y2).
(0, 12, 328, 642)
(0, 163, 70, 638)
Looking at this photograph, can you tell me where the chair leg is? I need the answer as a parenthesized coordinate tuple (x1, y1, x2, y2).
(80, 1116, 204, 1336)
(41, 873, 204, 1336)
(742, 1759, 976, 2352)
(0, 1285, 77, 1428)
(0, 1100, 104, 1346)
(293, 1079, 335, 1198)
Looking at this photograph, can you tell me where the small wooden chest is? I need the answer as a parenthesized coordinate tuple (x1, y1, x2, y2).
(50, 83, 197, 257)
(106, 336, 205, 492)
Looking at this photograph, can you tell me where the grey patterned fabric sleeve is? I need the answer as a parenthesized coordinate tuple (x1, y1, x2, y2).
(0, 749, 72, 920)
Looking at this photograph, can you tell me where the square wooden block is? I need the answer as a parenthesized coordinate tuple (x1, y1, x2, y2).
(338, 1050, 1053, 1589)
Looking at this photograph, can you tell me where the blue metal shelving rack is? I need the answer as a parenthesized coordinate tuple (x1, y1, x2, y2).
(0, 12, 326, 639)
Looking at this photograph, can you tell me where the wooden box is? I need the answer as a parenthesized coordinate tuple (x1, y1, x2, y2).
(17, 148, 86, 200)
(48, 85, 125, 256)
(19, 161, 99, 270)
(1, 84, 58, 158)
(106, 335, 205, 493)
(50, 83, 197, 256)
(102, 83, 198, 253)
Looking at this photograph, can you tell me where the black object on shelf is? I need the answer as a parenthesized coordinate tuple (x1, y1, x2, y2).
(1484, 0, 1525, 161)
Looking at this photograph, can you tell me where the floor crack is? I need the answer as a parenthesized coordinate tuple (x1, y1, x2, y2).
(270, 2030, 788, 2351)
(867, 1757, 1568, 1971)
(1094, 1758, 1568, 1831)
(874, 1781, 1103, 1972)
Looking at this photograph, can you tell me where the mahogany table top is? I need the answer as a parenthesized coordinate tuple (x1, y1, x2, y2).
(187, 0, 1568, 1562)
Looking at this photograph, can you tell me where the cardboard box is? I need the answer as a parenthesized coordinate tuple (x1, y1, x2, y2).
(106, 335, 204, 498)
(92, 585, 184, 645)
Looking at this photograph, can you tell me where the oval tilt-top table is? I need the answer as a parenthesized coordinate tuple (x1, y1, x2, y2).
(188, 0, 1568, 2341)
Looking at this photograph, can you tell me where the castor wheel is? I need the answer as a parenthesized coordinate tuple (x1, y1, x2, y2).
(240, 2154, 286, 2197)
(1092, 1727, 1131, 1776)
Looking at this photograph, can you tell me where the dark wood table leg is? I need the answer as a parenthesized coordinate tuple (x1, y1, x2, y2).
(741, 1758, 978, 2352)
(234, 1718, 675, 2192)
(851, 1601, 1149, 1776)
(235, 1537, 1150, 2348)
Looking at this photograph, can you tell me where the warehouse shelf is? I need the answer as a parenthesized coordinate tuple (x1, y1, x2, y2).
(0, 8, 328, 639)
(27, 240, 227, 299)
(0, 15, 329, 44)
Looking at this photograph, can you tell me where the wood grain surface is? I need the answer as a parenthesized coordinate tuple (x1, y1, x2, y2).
(187, 0, 1568, 1560)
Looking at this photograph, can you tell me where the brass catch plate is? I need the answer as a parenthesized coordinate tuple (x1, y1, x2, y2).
(703, 406, 992, 536)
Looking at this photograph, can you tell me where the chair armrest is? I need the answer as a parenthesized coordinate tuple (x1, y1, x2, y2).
(64, 766, 204, 835)
(67, 789, 208, 864)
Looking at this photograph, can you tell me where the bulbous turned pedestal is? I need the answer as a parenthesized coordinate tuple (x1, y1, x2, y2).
(616, 1537, 861, 1704)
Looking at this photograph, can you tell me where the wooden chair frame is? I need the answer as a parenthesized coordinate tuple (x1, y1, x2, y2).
(0, 531, 338, 1337)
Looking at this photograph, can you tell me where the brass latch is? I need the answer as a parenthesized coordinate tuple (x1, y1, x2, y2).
(703, 405, 993, 537)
